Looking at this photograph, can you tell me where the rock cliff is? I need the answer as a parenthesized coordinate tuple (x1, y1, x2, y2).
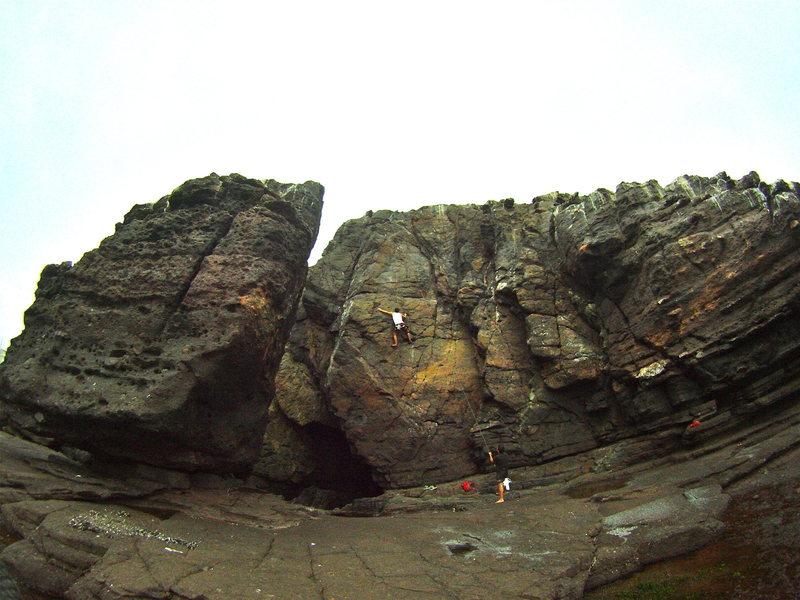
(259, 171, 800, 491)
(0, 174, 323, 474)
(1, 170, 799, 600)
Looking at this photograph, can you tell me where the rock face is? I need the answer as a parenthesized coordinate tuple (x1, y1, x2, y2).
(2, 169, 800, 600)
(258, 171, 800, 490)
(0, 174, 323, 474)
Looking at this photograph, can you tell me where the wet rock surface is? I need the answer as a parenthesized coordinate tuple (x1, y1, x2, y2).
(585, 442, 800, 600)
(259, 171, 800, 494)
(0, 174, 323, 474)
(1, 398, 798, 599)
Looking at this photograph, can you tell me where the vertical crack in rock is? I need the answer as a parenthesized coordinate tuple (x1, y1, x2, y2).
(133, 539, 164, 593)
(306, 543, 327, 600)
(254, 536, 275, 570)
(350, 546, 394, 595)
(155, 211, 236, 338)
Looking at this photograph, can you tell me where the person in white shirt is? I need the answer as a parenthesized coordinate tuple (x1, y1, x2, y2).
(378, 307, 413, 347)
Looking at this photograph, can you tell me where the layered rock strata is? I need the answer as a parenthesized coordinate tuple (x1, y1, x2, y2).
(1, 169, 799, 599)
(0, 174, 323, 474)
(258, 171, 800, 490)
(3, 400, 799, 600)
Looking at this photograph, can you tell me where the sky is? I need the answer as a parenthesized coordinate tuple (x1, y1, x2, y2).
(1, 0, 799, 352)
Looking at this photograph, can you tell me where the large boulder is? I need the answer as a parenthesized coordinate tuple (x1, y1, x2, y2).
(258, 172, 800, 490)
(0, 174, 323, 474)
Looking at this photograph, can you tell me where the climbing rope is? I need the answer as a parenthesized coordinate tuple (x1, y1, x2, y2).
(458, 380, 492, 454)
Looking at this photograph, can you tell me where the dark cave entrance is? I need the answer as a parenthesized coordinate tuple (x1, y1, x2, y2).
(294, 422, 383, 509)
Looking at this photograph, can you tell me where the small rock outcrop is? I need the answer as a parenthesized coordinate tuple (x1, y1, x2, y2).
(258, 171, 800, 490)
(0, 174, 323, 474)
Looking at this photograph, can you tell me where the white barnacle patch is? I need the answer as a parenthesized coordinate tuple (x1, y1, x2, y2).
(493, 530, 515, 539)
(607, 526, 636, 538)
(69, 509, 199, 549)
(634, 360, 669, 379)
(520, 550, 558, 561)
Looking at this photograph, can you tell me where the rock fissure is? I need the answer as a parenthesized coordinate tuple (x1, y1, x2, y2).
(155, 212, 237, 338)
(167, 563, 208, 589)
(307, 544, 328, 600)
(252, 535, 275, 570)
(131, 539, 163, 593)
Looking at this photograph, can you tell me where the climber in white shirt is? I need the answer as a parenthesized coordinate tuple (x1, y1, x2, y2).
(377, 307, 413, 347)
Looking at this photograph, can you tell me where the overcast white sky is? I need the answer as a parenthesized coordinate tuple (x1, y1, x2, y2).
(1, 1, 798, 352)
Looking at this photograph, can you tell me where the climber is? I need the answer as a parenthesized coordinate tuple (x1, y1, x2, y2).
(378, 307, 413, 347)
(488, 446, 510, 503)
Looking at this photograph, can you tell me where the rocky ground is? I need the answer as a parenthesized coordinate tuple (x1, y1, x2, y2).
(585, 466, 800, 600)
(2, 399, 798, 600)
